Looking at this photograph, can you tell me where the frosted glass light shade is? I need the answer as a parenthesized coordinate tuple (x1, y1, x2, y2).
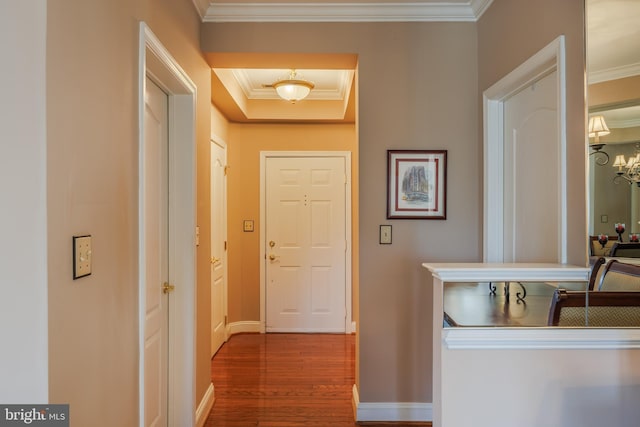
(273, 79, 314, 102)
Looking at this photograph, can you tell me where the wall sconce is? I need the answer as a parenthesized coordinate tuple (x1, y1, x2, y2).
(589, 115, 611, 165)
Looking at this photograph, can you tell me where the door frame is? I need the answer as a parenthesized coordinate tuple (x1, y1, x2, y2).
(210, 135, 228, 356)
(483, 35, 567, 263)
(138, 23, 197, 426)
(259, 151, 353, 333)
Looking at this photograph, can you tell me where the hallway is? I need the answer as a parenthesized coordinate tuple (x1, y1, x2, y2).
(206, 333, 431, 426)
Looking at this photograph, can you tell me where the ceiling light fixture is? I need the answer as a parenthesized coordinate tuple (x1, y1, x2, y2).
(272, 70, 314, 103)
(589, 115, 611, 165)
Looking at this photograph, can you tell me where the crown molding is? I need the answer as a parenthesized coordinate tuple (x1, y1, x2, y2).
(470, 0, 493, 19)
(608, 117, 640, 129)
(191, 0, 210, 19)
(201, 1, 495, 23)
(589, 61, 640, 84)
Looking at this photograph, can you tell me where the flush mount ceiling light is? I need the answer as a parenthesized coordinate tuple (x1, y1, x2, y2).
(270, 70, 315, 103)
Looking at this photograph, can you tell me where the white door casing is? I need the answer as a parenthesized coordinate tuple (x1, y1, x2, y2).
(139, 23, 197, 427)
(210, 138, 227, 357)
(143, 77, 169, 427)
(260, 152, 353, 333)
(483, 35, 567, 263)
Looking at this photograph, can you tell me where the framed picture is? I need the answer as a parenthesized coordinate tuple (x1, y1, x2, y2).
(387, 150, 447, 219)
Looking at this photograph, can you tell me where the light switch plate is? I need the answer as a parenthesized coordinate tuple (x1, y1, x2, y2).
(243, 220, 254, 232)
(380, 225, 392, 244)
(73, 235, 92, 279)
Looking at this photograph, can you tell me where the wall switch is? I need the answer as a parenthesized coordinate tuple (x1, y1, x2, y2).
(380, 225, 392, 244)
(243, 220, 254, 232)
(73, 235, 92, 279)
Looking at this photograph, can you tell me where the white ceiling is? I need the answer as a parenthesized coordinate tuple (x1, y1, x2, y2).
(212, 67, 355, 121)
(587, 0, 640, 84)
(216, 69, 354, 101)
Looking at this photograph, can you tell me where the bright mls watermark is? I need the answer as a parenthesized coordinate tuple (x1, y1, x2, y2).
(0, 405, 68, 426)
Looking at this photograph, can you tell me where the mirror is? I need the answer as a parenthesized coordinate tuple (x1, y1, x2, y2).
(587, 0, 640, 241)
(589, 102, 640, 236)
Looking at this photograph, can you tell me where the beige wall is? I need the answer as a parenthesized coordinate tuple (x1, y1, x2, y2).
(225, 123, 358, 322)
(589, 75, 640, 107)
(46, 0, 213, 424)
(478, 0, 587, 265)
(202, 21, 479, 403)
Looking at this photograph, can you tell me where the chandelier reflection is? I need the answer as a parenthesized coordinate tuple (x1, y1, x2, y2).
(613, 147, 640, 186)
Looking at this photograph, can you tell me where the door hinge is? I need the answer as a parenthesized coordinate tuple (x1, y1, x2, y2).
(224, 240, 227, 251)
(224, 165, 230, 176)
(224, 315, 228, 326)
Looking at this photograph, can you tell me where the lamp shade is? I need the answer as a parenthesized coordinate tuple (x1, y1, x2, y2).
(588, 115, 611, 138)
(272, 70, 315, 103)
(613, 154, 627, 168)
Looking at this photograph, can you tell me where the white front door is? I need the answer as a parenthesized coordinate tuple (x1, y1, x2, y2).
(503, 70, 559, 262)
(210, 139, 227, 357)
(143, 77, 169, 427)
(265, 156, 347, 332)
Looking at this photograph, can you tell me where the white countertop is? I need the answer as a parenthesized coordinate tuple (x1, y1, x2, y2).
(422, 262, 589, 282)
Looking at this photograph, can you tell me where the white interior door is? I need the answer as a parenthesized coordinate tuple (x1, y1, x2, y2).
(210, 139, 227, 357)
(265, 156, 346, 332)
(503, 70, 559, 262)
(143, 77, 169, 427)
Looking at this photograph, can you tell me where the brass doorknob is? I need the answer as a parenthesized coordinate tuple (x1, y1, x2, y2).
(211, 257, 220, 264)
(163, 282, 175, 294)
(269, 254, 278, 261)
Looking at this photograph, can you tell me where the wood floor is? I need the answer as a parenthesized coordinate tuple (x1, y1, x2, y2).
(206, 333, 431, 427)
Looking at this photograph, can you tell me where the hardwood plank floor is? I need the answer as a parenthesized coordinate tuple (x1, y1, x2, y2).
(206, 333, 431, 427)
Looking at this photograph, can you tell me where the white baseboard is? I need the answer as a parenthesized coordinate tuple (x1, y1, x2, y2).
(227, 320, 262, 336)
(195, 383, 215, 427)
(227, 320, 355, 336)
(352, 384, 432, 422)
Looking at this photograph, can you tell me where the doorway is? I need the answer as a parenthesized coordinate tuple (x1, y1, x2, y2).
(210, 137, 228, 356)
(139, 23, 197, 426)
(483, 35, 567, 263)
(142, 75, 170, 427)
(503, 69, 559, 262)
(260, 151, 353, 333)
